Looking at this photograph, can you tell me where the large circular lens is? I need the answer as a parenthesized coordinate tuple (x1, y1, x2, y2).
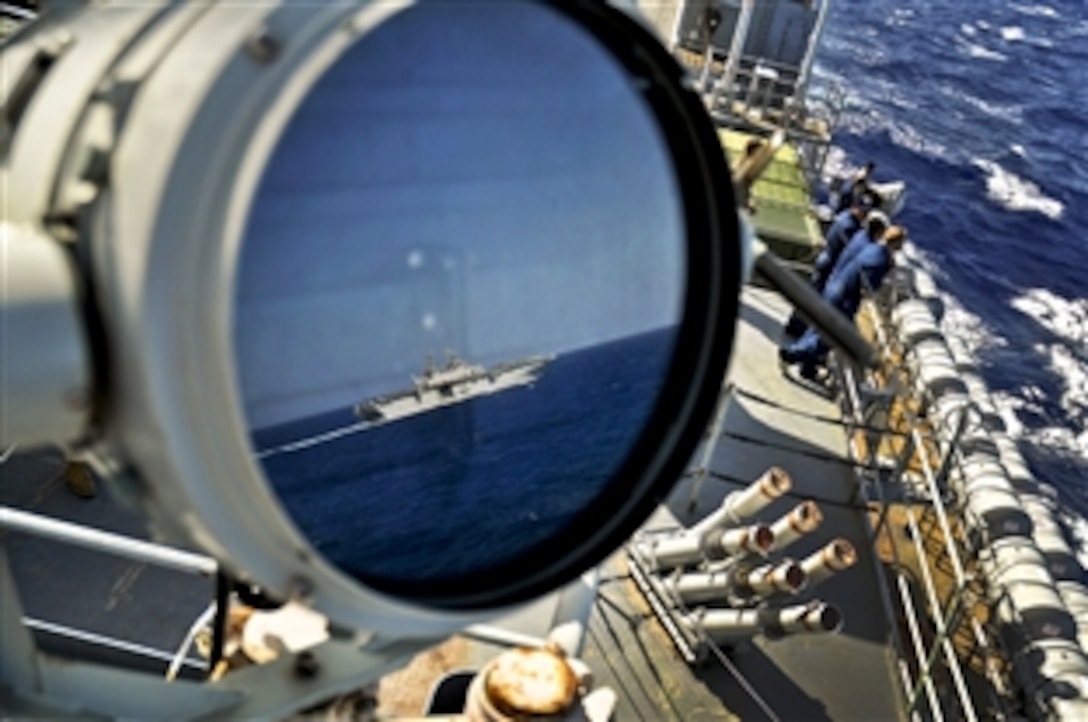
(233, 3, 688, 595)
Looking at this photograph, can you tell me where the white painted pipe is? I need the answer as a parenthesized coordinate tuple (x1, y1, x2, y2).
(775, 602, 844, 636)
(638, 523, 774, 571)
(0, 506, 216, 576)
(637, 532, 702, 571)
(1023, 497, 1082, 581)
(768, 501, 823, 552)
(706, 524, 777, 560)
(963, 486, 1033, 542)
(799, 539, 858, 589)
(742, 560, 806, 596)
(685, 602, 842, 643)
(906, 265, 941, 301)
(956, 423, 1002, 459)
(690, 467, 791, 538)
(683, 608, 761, 642)
(666, 569, 733, 606)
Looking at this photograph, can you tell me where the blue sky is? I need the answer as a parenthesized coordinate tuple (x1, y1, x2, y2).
(234, 2, 686, 428)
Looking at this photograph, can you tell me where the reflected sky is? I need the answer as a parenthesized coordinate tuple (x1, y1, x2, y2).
(234, 2, 685, 429)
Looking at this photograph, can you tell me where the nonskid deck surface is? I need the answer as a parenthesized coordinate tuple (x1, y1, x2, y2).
(379, 286, 906, 720)
(578, 286, 904, 721)
(1, 287, 905, 718)
(0, 448, 213, 678)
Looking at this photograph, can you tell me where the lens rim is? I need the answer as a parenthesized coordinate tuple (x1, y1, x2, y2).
(102, 0, 740, 626)
(362, 0, 743, 607)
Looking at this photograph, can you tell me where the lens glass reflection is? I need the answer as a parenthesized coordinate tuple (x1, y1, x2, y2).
(234, 2, 685, 586)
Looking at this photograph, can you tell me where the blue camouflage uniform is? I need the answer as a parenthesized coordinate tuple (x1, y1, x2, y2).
(812, 209, 864, 292)
(783, 214, 867, 338)
(781, 231, 892, 377)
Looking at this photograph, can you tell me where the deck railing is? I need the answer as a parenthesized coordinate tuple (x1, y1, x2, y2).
(835, 321, 989, 720)
(694, 49, 842, 189)
(829, 261, 1088, 720)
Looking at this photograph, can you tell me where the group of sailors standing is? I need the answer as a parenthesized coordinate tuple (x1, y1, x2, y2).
(778, 163, 907, 381)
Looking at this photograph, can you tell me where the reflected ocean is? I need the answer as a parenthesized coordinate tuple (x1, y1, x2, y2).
(252, 327, 673, 583)
(816, 1, 1087, 526)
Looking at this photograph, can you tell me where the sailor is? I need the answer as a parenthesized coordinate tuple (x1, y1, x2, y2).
(827, 210, 891, 286)
(783, 198, 878, 338)
(733, 138, 764, 215)
(834, 161, 875, 214)
(779, 222, 907, 380)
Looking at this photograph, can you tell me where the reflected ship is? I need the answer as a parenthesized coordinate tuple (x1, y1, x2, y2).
(353, 351, 554, 424)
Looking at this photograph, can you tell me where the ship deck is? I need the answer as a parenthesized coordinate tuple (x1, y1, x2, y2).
(581, 285, 905, 721)
(0, 450, 214, 680)
(380, 285, 907, 721)
(1, 288, 906, 719)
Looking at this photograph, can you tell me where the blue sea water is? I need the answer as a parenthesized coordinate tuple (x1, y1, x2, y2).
(814, 0, 1087, 520)
(247, 0, 1088, 584)
(252, 327, 675, 585)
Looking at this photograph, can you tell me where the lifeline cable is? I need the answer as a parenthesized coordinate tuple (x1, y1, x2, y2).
(732, 385, 910, 438)
(716, 429, 875, 469)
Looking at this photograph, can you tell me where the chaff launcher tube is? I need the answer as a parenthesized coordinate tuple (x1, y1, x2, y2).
(640, 524, 774, 571)
(666, 570, 733, 606)
(685, 602, 842, 643)
(774, 602, 844, 636)
(704, 524, 776, 561)
(800, 539, 858, 588)
(690, 467, 791, 538)
(742, 560, 806, 597)
(768, 500, 823, 551)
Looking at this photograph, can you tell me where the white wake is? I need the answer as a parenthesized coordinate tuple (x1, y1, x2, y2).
(972, 158, 1065, 220)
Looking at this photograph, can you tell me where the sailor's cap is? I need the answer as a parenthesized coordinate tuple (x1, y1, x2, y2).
(866, 210, 890, 227)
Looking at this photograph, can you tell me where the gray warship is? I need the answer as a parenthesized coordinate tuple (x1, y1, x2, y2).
(354, 352, 553, 424)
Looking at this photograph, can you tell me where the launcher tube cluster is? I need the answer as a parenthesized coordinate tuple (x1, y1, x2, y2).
(628, 468, 855, 661)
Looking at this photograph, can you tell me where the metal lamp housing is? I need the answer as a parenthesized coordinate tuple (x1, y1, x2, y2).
(6, 1, 741, 636)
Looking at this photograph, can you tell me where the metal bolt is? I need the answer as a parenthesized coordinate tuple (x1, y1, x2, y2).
(294, 650, 320, 679)
(245, 29, 281, 65)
